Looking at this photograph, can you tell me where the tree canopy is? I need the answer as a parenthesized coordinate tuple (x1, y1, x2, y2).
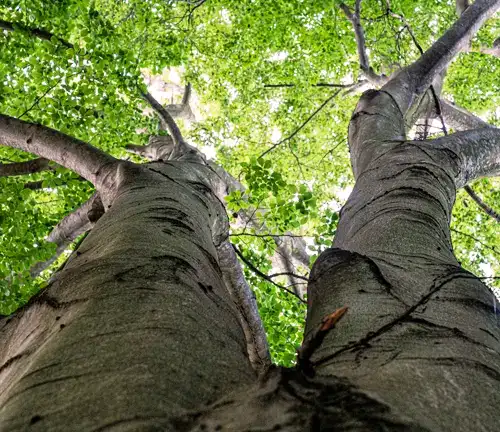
(0, 0, 499, 366)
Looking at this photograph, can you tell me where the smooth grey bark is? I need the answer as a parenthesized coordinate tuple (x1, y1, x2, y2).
(0, 114, 119, 194)
(217, 241, 271, 372)
(127, 132, 271, 374)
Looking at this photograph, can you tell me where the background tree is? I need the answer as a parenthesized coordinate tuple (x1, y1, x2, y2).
(0, 0, 500, 429)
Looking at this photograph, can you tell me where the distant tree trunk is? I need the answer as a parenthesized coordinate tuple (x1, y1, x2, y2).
(1, 1, 500, 431)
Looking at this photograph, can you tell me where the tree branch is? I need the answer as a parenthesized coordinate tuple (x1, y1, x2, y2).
(464, 185, 500, 223)
(232, 244, 307, 304)
(217, 241, 271, 373)
(263, 82, 361, 89)
(385, 0, 500, 114)
(456, 0, 471, 16)
(29, 194, 104, 278)
(0, 158, 50, 177)
(141, 91, 185, 156)
(0, 19, 73, 48)
(0, 114, 119, 190)
(160, 83, 195, 124)
(436, 127, 500, 187)
(339, 1, 387, 85)
(259, 88, 343, 158)
(267, 271, 309, 282)
(440, 100, 491, 130)
(451, 227, 499, 255)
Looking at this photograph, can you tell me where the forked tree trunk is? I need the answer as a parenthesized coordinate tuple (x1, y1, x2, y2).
(1, 1, 500, 430)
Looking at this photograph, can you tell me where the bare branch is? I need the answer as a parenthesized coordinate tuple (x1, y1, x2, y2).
(181, 83, 192, 106)
(339, 1, 386, 85)
(0, 114, 119, 190)
(126, 135, 174, 161)
(465, 44, 500, 57)
(23, 180, 44, 190)
(349, 0, 499, 161)
(217, 241, 271, 373)
(159, 84, 195, 124)
(464, 185, 500, 223)
(230, 232, 306, 239)
(0, 158, 50, 177)
(0, 19, 73, 48)
(385, 0, 500, 113)
(267, 272, 309, 282)
(232, 244, 307, 304)
(441, 100, 491, 130)
(436, 127, 500, 187)
(29, 194, 104, 278)
(259, 88, 343, 158)
(263, 82, 360, 89)
(451, 227, 499, 255)
(456, 0, 499, 57)
(456, 0, 471, 16)
(141, 91, 184, 148)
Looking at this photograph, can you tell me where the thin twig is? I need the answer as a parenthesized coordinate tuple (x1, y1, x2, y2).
(259, 88, 343, 158)
(268, 272, 309, 282)
(464, 186, 500, 223)
(19, 75, 71, 119)
(264, 83, 354, 89)
(450, 228, 499, 255)
(232, 244, 307, 304)
(230, 232, 306, 239)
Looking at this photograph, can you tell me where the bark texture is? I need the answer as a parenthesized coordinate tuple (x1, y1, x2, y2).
(1, 1, 499, 430)
(0, 161, 255, 430)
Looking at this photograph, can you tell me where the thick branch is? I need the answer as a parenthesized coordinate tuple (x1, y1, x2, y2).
(0, 114, 119, 190)
(161, 84, 195, 124)
(348, 0, 499, 164)
(456, 0, 499, 57)
(386, 0, 500, 113)
(0, 19, 73, 48)
(29, 194, 104, 278)
(141, 91, 185, 156)
(126, 135, 174, 161)
(217, 241, 271, 373)
(436, 127, 500, 187)
(340, 1, 493, 135)
(0, 158, 50, 177)
(440, 100, 491, 130)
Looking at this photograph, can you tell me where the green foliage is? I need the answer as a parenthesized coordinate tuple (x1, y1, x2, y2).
(0, 0, 499, 364)
(231, 236, 306, 366)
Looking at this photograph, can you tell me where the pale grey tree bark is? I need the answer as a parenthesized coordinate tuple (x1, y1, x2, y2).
(0, 0, 500, 431)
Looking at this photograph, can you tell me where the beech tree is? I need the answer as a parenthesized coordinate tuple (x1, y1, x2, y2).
(1, 0, 500, 430)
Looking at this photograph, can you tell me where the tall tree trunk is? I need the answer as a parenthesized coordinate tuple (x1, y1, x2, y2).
(0, 161, 256, 430)
(1, 1, 500, 430)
